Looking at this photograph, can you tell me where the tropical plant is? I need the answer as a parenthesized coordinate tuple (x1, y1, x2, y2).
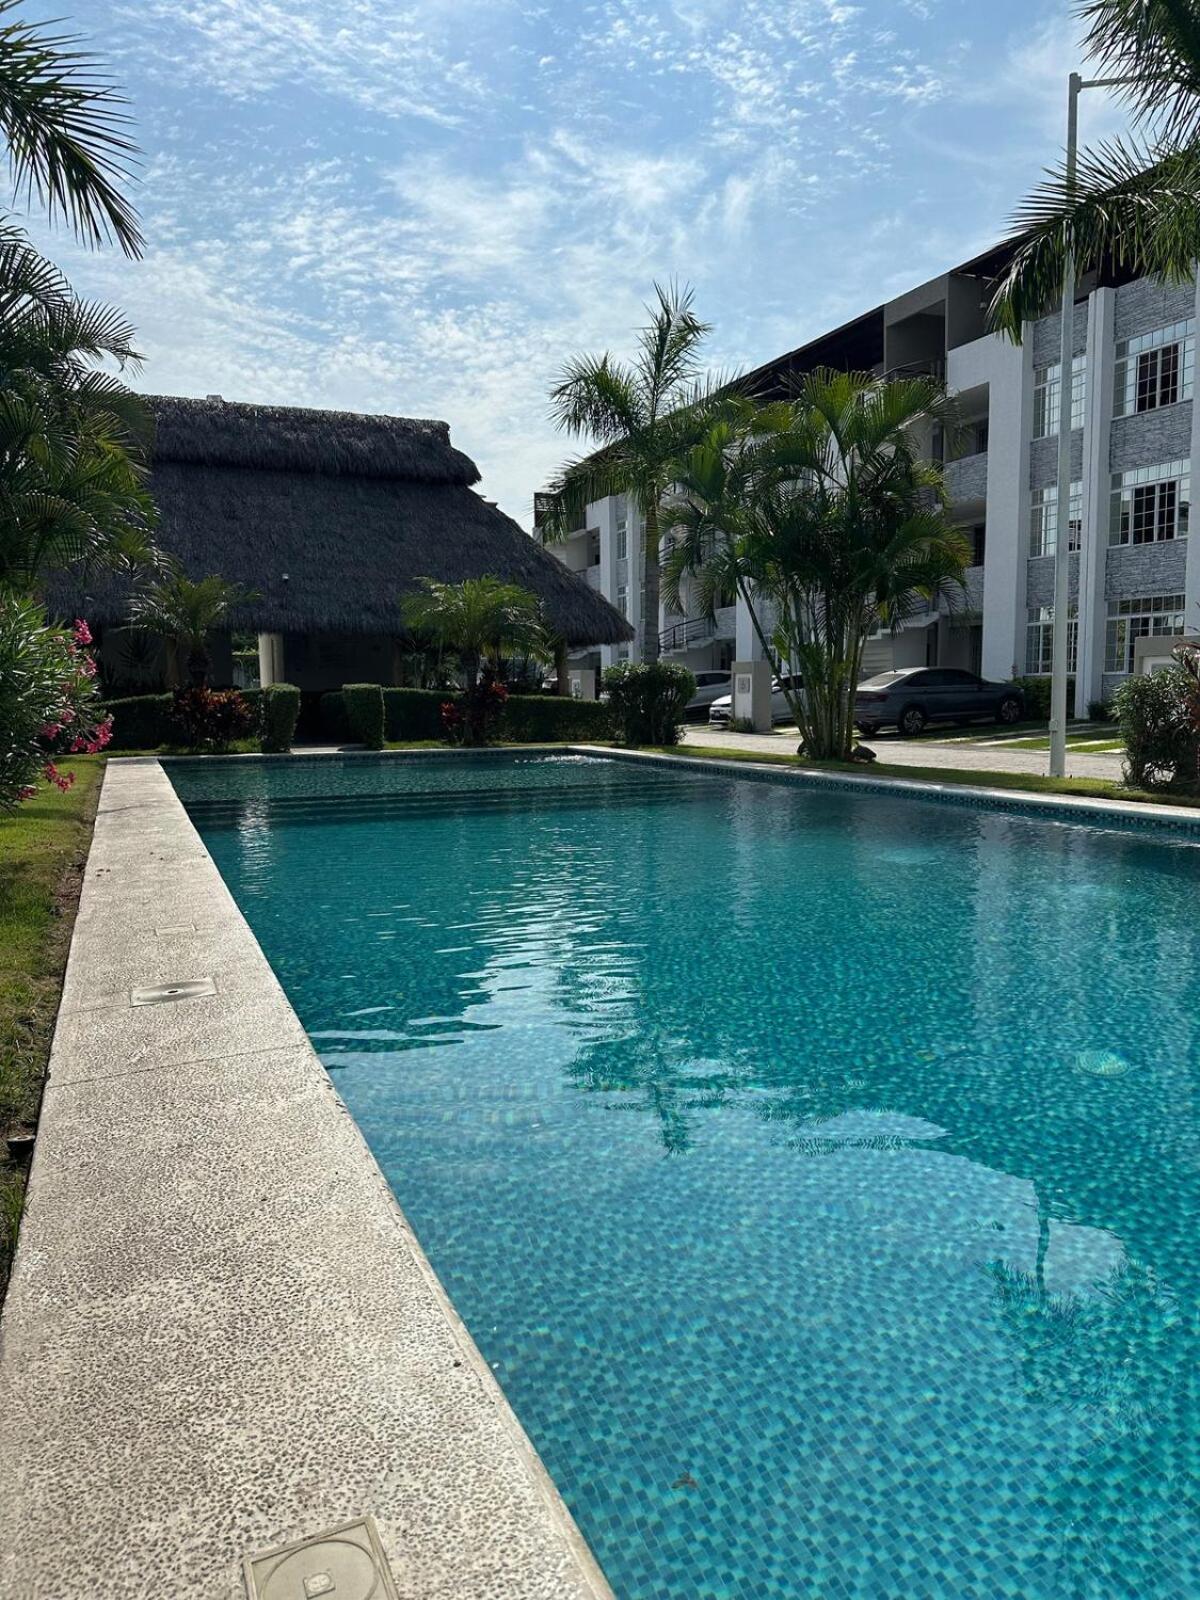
(0, 596, 110, 808)
(169, 686, 253, 751)
(400, 576, 548, 688)
(662, 370, 968, 760)
(127, 562, 256, 688)
(543, 283, 726, 664)
(1114, 651, 1199, 788)
(0, 0, 143, 256)
(990, 1, 1200, 334)
(441, 670, 509, 747)
(0, 234, 156, 589)
(603, 660, 696, 746)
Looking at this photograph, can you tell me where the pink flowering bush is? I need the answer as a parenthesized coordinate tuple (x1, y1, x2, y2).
(0, 594, 111, 809)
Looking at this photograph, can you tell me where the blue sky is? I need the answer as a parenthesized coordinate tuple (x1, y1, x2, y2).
(30, 0, 1128, 519)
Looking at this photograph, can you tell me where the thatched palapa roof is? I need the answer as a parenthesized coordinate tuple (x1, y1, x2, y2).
(58, 396, 631, 647)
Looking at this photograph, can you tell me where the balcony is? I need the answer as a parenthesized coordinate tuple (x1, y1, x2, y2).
(945, 451, 988, 505)
(659, 616, 717, 653)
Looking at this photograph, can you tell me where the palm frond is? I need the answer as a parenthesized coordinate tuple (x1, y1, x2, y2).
(0, 0, 142, 255)
(1078, 0, 1200, 144)
(989, 136, 1200, 336)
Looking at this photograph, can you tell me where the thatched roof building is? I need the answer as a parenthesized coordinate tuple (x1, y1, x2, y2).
(56, 395, 630, 692)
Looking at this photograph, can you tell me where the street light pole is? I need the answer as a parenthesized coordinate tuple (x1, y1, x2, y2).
(1048, 70, 1140, 778)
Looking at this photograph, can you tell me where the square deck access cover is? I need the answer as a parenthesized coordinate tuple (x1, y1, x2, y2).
(243, 1515, 400, 1600)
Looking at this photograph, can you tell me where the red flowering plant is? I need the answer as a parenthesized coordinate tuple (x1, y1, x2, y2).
(441, 670, 509, 746)
(170, 686, 254, 750)
(0, 596, 111, 809)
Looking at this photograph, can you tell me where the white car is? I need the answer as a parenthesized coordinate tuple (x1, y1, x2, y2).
(708, 675, 803, 727)
(684, 670, 733, 719)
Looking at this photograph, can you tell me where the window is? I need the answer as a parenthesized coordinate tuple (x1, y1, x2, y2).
(969, 524, 987, 565)
(1105, 593, 1186, 673)
(1114, 319, 1195, 417)
(616, 515, 628, 560)
(616, 584, 628, 619)
(1029, 483, 1082, 558)
(1026, 605, 1079, 676)
(1109, 460, 1190, 545)
(1033, 359, 1086, 437)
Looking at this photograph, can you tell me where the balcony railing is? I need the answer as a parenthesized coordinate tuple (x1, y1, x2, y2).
(659, 616, 717, 652)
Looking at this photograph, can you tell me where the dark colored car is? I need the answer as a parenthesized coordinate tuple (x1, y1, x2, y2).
(854, 667, 1025, 738)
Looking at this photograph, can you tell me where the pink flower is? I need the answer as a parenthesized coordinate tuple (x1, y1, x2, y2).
(73, 619, 93, 646)
(17, 784, 37, 801)
(42, 761, 75, 792)
(39, 722, 62, 741)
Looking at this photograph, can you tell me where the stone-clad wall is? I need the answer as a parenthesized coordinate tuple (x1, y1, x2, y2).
(1033, 302, 1088, 365)
(1104, 540, 1188, 601)
(1026, 552, 1079, 608)
(1109, 403, 1193, 472)
(945, 451, 988, 504)
(1113, 278, 1196, 341)
(1029, 433, 1083, 489)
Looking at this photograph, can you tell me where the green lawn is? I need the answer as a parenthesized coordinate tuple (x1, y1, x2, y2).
(649, 743, 1200, 809)
(0, 758, 104, 1298)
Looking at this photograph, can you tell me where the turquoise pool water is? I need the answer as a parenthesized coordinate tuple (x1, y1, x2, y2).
(169, 752, 1200, 1599)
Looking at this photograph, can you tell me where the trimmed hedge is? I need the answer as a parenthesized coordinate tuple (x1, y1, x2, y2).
(501, 694, 613, 742)
(1010, 676, 1075, 723)
(260, 683, 301, 752)
(343, 682, 385, 749)
(102, 692, 173, 750)
(603, 661, 696, 745)
(321, 686, 612, 744)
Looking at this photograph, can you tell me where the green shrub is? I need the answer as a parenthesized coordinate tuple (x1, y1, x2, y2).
(1114, 668, 1199, 790)
(1087, 698, 1116, 724)
(1009, 676, 1074, 723)
(383, 687, 446, 741)
(103, 693, 174, 750)
(602, 661, 696, 746)
(501, 694, 614, 743)
(343, 682, 384, 749)
(260, 683, 301, 752)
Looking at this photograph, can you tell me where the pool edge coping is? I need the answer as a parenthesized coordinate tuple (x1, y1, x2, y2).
(564, 745, 1200, 834)
(0, 756, 615, 1600)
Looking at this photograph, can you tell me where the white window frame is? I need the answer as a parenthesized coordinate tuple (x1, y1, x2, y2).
(1025, 604, 1078, 677)
(1029, 482, 1082, 559)
(1033, 359, 1086, 438)
(616, 515, 628, 560)
(1109, 459, 1190, 546)
(616, 583, 628, 619)
(1104, 593, 1187, 674)
(1114, 319, 1195, 418)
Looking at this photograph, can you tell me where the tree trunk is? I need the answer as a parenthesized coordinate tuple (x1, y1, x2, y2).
(555, 639, 568, 695)
(187, 642, 210, 689)
(642, 499, 660, 663)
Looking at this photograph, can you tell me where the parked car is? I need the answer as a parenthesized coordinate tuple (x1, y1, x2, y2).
(684, 669, 733, 720)
(709, 675, 803, 728)
(854, 667, 1024, 737)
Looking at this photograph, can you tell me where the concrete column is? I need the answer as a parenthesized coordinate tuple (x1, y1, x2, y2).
(735, 586, 770, 661)
(732, 659, 772, 731)
(979, 331, 1033, 681)
(1076, 287, 1116, 713)
(257, 632, 284, 687)
(596, 496, 620, 670)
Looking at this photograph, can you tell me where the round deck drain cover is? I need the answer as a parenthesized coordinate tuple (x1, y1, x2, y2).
(244, 1516, 400, 1600)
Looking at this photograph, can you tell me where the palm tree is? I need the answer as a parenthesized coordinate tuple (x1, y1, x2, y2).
(662, 371, 968, 760)
(990, 1, 1200, 335)
(400, 576, 549, 688)
(543, 283, 723, 664)
(128, 563, 256, 687)
(0, 0, 143, 256)
(0, 231, 157, 589)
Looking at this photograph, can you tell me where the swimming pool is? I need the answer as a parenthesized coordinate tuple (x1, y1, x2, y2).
(168, 751, 1200, 1599)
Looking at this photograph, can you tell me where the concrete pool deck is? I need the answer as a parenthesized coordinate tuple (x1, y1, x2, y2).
(0, 758, 613, 1600)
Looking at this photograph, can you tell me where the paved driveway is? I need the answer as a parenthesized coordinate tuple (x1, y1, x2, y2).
(680, 725, 1126, 782)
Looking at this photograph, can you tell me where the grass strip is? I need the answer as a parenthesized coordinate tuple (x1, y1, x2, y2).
(0, 758, 104, 1299)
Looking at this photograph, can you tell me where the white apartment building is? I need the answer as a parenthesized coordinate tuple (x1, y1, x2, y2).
(539, 244, 1199, 715)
